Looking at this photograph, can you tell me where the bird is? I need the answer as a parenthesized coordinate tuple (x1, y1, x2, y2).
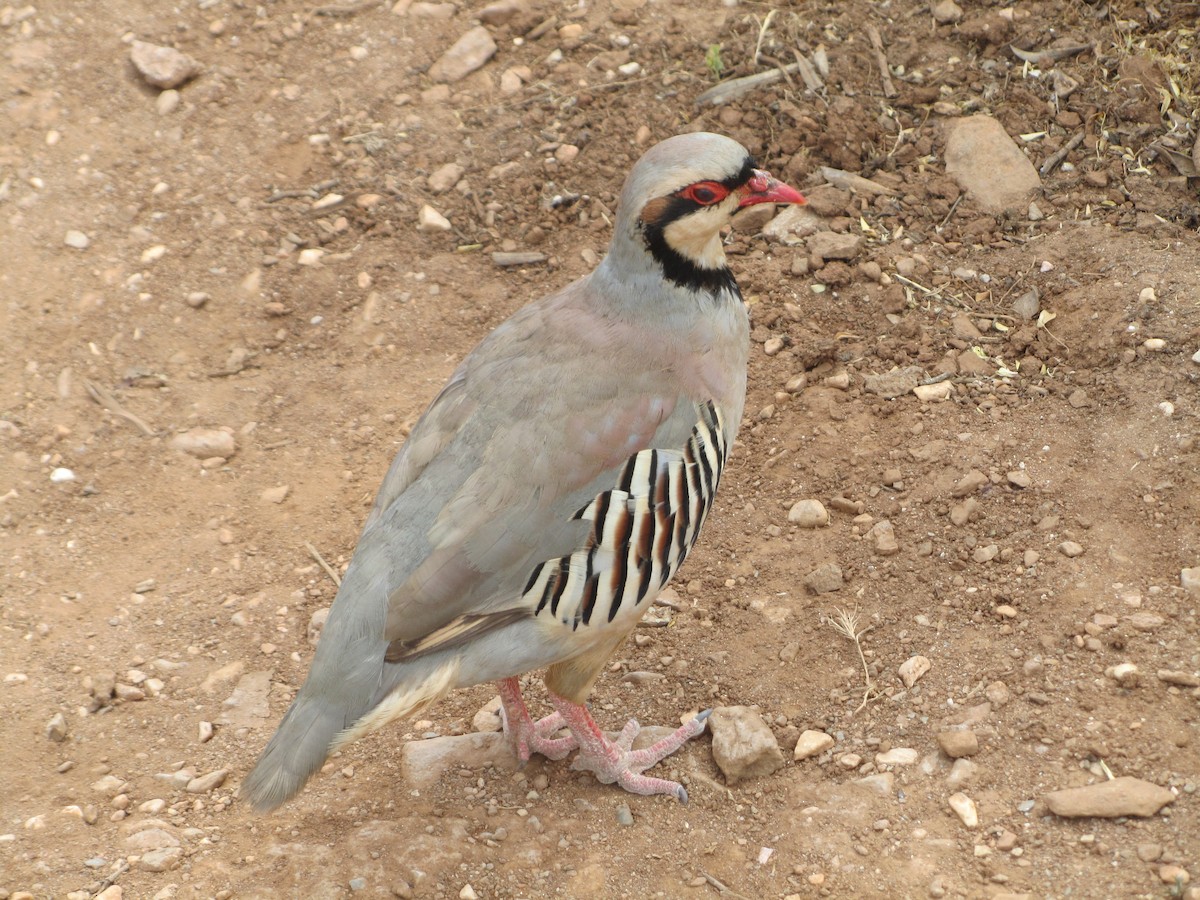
(243, 131, 806, 810)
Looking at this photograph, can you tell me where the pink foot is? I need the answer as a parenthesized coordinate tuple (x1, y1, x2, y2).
(550, 695, 709, 803)
(497, 677, 577, 763)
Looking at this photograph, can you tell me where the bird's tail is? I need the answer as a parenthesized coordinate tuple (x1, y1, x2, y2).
(241, 659, 460, 812)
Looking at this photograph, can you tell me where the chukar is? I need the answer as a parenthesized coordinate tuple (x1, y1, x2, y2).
(244, 131, 806, 809)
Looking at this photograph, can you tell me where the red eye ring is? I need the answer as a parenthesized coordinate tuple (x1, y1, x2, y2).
(679, 181, 730, 206)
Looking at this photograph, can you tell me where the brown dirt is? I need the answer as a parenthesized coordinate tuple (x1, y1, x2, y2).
(3, 1, 1199, 898)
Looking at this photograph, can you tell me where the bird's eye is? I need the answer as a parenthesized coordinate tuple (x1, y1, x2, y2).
(680, 182, 729, 206)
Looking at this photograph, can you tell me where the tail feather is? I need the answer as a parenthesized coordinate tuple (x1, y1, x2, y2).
(242, 660, 461, 812)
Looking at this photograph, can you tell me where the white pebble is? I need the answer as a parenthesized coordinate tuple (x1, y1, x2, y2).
(1142, 338, 1166, 351)
(64, 230, 90, 249)
(948, 792, 979, 827)
(141, 244, 167, 263)
(1158, 401, 1174, 417)
(297, 248, 326, 266)
(1139, 287, 1156, 303)
(50, 467, 76, 483)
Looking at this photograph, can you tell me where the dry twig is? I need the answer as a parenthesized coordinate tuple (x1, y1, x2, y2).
(305, 541, 342, 587)
(827, 606, 882, 714)
(84, 379, 156, 437)
(865, 25, 897, 98)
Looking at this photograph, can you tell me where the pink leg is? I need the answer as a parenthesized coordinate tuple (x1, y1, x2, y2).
(496, 677, 577, 763)
(550, 694, 710, 804)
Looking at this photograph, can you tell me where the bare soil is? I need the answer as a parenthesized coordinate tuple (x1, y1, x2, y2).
(2, 1, 1199, 898)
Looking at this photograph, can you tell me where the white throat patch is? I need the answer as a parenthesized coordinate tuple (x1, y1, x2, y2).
(660, 200, 737, 270)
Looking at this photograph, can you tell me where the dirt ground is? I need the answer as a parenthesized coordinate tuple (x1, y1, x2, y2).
(3, 0, 1200, 898)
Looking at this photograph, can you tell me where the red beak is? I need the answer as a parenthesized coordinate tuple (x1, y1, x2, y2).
(736, 169, 806, 208)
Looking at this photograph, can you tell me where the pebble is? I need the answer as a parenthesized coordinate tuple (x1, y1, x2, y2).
(951, 470, 988, 497)
(946, 758, 978, 790)
(64, 230, 90, 249)
(156, 89, 180, 115)
(169, 428, 235, 460)
(1181, 566, 1200, 596)
(803, 562, 843, 594)
(130, 40, 202, 89)
(140, 847, 183, 872)
(297, 248, 325, 266)
(793, 730, 834, 761)
(97, 888, 123, 900)
(869, 520, 899, 556)
(260, 484, 290, 504)
(1057, 541, 1084, 558)
(46, 712, 69, 741)
(186, 768, 228, 793)
(615, 803, 634, 826)
(838, 753, 862, 769)
(418, 205, 452, 233)
(459, 885, 479, 900)
(1044, 776, 1174, 818)
(50, 467, 76, 483)
(429, 163, 465, 193)
(948, 792, 979, 827)
(429, 26, 497, 83)
(931, 0, 963, 24)
(876, 748, 918, 767)
(198, 720, 214, 743)
(708, 706, 785, 784)
(913, 382, 953, 402)
(787, 499, 828, 528)
(1158, 670, 1200, 688)
(898, 655, 931, 688)
(943, 115, 1041, 213)
(937, 731, 979, 758)
(1160, 865, 1191, 886)
(864, 366, 923, 399)
(806, 231, 863, 261)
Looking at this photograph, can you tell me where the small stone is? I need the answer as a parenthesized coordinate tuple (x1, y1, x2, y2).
(931, 0, 963, 24)
(459, 885, 480, 900)
(875, 747, 918, 766)
(1127, 612, 1165, 632)
(787, 499, 828, 528)
(429, 27, 497, 83)
(418, 205, 452, 233)
(1159, 865, 1190, 886)
(185, 291, 209, 308)
(1138, 843, 1164, 862)
(995, 604, 1017, 618)
(50, 467, 76, 483)
(948, 792, 979, 827)
(1181, 566, 1200, 596)
(140, 847, 183, 872)
(793, 730, 834, 761)
(864, 366, 923, 399)
(1044, 776, 1174, 818)
(130, 40, 202, 89)
(64, 230, 90, 249)
(763, 336, 785, 356)
(985, 681, 1010, 706)
(913, 382, 953, 402)
(186, 768, 229, 793)
(946, 758, 978, 790)
(1067, 388, 1089, 408)
(297, 248, 325, 266)
(708, 706, 785, 784)
(731, 203, 777, 234)
(428, 163, 465, 193)
(47, 712, 69, 741)
(803, 562, 843, 594)
(838, 753, 862, 769)
(869, 520, 899, 556)
(937, 731, 979, 758)
(261, 485, 290, 504)
(807, 231, 863, 261)
(472, 695, 503, 733)
(898, 655, 931, 688)
(479, 0, 522, 26)
(1158, 670, 1200, 688)
(309, 608, 330, 646)
(1058, 541, 1084, 558)
(951, 470, 988, 497)
(615, 803, 634, 826)
(155, 89, 180, 116)
(198, 720, 214, 743)
(169, 427, 235, 460)
(1012, 287, 1040, 320)
(944, 115, 1041, 214)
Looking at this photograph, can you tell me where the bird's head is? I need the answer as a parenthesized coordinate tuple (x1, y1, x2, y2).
(611, 132, 806, 293)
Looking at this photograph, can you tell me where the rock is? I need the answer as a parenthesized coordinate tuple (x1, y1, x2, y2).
(787, 499, 828, 528)
(793, 730, 834, 761)
(1012, 287, 1040, 320)
(956, 348, 994, 376)
(198, 720, 214, 743)
(47, 712, 68, 741)
(944, 116, 1041, 213)
(948, 792, 979, 827)
(807, 231, 863, 261)
(418, 205, 452, 232)
(217, 671, 272, 727)
(898, 655, 931, 688)
(1158, 670, 1200, 688)
(139, 847, 183, 872)
(864, 366, 923, 399)
(804, 562, 843, 594)
(156, 89, 180, 116)
(730, 203, 777, 234)
(946, 758, 978, 790)
(92, 774, 128, 796)
(308, 607, 330, 646)
(472, 695, 503, 732)
(479, 0, 523, 26)
(428, 163, 465, 193)
(931, 0, 963, 24)
(64, 230, 90, 249)
(762, 204, 825, 243)
(1007, 470, 1031, 488)
(855, 772, 895, 795)
(403, 732, 514, 786)
(260, 484, 289, 504)
(186, 768, 228, 793)
(951, 470, 988, 497)
(1058, 541, 1084, 558)
(875, 747, 918, 766)
(1044, 776, 1174, 818)
(169, 427, 235, 459)
(951, 314, 982, 340)
(96, 887, 123, 900)
(1159, 865, 1190, 886)
(124, 828, 180, 851)
(708, 706, 785, 784)
(869, 520, 899, 556)
(1181, 566, 1200, 596)
(937, 731, 979, 758)
(429, 27, 497, 83)
(130, 40, 202, 89)
(913, 382, 953, 402)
